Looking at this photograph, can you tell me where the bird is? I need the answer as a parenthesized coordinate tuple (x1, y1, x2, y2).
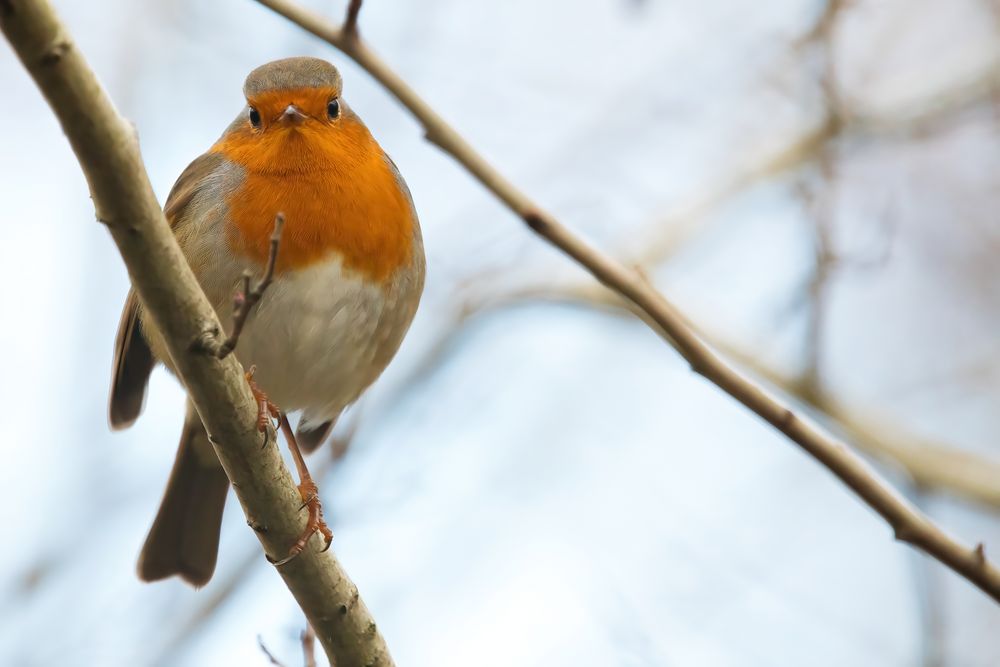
(107, 56, 425, 586)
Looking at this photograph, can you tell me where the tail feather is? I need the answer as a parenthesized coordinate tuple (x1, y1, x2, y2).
(137, 402, 229, 586)
(296, 418, 336, 453)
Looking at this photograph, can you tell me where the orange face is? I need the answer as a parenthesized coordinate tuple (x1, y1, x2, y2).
(218, 86, 349, 172)
(211, 85, 415, 283)
(248, 86, 340, 129)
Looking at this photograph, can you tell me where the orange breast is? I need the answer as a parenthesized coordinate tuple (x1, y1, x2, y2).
(210, 103, 414, 284)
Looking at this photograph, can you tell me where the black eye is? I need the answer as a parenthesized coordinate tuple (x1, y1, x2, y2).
(327, 99, 340, 119)
(248, 107, 261, 128)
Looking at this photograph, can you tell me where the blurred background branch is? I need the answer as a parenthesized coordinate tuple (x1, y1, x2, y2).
(442, 280, 1000, 509)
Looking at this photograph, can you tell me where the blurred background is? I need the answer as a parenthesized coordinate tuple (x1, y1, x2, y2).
(2, 0, 999, 665)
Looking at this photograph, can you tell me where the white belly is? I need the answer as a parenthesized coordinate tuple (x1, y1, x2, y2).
(210, 257, 419, 426)
(167, 162, 425, 425)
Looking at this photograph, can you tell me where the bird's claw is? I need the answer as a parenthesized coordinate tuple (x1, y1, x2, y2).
(246, 371, 332, 567)
(274, 482, 333, 566)
(245, 365, 279, 447)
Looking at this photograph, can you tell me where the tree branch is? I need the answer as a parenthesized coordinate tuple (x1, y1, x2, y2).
(462, 281, 1000, 509)
(0, 1, 392, 663)
(250, 0, 1000, 604)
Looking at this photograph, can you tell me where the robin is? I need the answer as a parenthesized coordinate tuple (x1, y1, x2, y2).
(107, 57, 425, 586)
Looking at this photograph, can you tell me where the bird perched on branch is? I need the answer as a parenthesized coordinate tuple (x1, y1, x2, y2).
(108, 57, 425, 586)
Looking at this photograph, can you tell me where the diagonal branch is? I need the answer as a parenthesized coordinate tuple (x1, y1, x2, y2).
(444, 277, 1000, 510)
(250, 0, 1000, 604)
(0, 1, 392, 664)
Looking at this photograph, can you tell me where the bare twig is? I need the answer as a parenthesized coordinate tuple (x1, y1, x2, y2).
(794, 0, 850, 49)
(0, 1, 393, 664)
(258, 635, 289, 667)
(217, 213, 285, 358)
(343, 0, 362, 35)
(796, 0, 843, 399)
(906, 486, 948, 667)
(249, 0, 1000, 604)
(302, 624, 317, 667)
(253, 626, 316, 667)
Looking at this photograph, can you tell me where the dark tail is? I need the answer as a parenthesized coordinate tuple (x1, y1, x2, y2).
(137, 401, 229, 586)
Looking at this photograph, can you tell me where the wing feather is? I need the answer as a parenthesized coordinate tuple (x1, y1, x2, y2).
(107, 152, 225, 428)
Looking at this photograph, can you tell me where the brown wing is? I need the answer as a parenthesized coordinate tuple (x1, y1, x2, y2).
(107, 152, 225, 429)
(163, 152, 226, 224)
(108, 290, 154, 429)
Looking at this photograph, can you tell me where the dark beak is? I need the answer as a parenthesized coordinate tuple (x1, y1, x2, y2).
(278, 104, 308, 124)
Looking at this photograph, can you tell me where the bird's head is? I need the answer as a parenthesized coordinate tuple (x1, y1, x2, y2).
(217, 57, 372, 174)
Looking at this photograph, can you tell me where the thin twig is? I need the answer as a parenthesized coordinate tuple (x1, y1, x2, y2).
(302, 624, 317, 667)
(906, 485, 948, 667)
(797, 0, 843, 399)
(251, 0, 1000, 605)
(253, 628, 316, 667)
(343, 0, 362, 35)
(258, 635, 289, 667)
(217, 213, 285, 358)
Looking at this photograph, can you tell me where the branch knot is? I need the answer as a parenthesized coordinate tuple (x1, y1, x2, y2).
(39, 36, 69, 66)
